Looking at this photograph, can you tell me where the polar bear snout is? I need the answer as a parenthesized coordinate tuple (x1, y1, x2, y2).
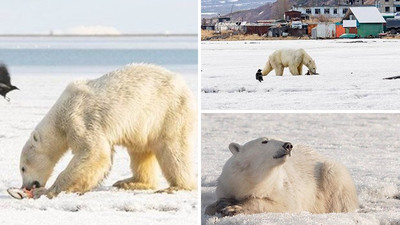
(283, 142, 293, 152)
(23, 180, 41, 190)
(273, 142, 293, 159)
(282, 142, 293, 157)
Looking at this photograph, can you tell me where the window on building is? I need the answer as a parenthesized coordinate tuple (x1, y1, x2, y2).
(324, 8, 330, 14)
(315, 8, 321, 14)
(343, 8, 348, 14)
(385, 6, 390, 12)
(396, 7, 400, 12)
(333, 9, 338, 14)
(306, 9, 311, 14)
(385, 0, 389, 2)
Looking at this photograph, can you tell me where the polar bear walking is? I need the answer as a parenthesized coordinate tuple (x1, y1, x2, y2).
(259, 48, 317, 77)
(19, 64, 197, 198)
(205, 137, 358, 216)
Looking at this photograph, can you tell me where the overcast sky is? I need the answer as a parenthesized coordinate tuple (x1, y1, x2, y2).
(0, 0, 198, 34)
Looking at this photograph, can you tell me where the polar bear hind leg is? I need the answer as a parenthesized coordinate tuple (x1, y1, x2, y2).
(261, 60, 273, 76)
(154, 137, 195, 193)
(319, 161, 358, 213)
(113, 150, 158, 190)
(274, 65, 284, 76)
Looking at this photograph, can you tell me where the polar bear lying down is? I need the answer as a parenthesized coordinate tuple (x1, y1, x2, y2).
(205, 137, 358, 216)
(255, 48, 317, 82)
(18, 64, 196, 198)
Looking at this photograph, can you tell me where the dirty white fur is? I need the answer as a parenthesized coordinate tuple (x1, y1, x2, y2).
(262, 48, 317, 76)
(19, 63, 197, 198)
(205, 137, 358, 216)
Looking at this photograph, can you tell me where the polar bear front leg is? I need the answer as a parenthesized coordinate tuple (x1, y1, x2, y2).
(289, 63, 300, 75)
(298, 64, 303, 75)
(220, 197, 287, 216)
(113, 151, 158, 190)
(46, 138, 112, 197)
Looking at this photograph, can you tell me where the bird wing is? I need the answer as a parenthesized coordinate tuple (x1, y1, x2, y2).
(0, 64, 11, 85)
(0, 83, 9, 89)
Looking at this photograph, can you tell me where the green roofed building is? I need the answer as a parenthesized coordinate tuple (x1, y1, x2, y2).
(342, 7, 386, 38)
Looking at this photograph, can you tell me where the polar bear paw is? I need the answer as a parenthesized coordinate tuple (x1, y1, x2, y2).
(155, 186, 190, 194)
(113, 179, 155, 190)
(213, 198, 242, 216)
(32, 187, 52, 199)
(221, 204, 244, 216)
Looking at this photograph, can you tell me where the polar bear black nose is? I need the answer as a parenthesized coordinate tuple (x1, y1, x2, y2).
(32, 181, 41, 189)
(283, 142, 293, 151)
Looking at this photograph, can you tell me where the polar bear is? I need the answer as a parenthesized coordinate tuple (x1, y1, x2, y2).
(205, 137, 358, 216)
(259, 48, 317, 77)
(19, 63, 197, 198)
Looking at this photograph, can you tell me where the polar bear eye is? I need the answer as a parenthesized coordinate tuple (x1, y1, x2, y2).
(21, 167, 25, 173)
(262, 140, 268, 144)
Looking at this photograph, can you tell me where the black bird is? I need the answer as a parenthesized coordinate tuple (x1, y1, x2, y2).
(0, 64, 19, 101)
(255, 69, 263, 82)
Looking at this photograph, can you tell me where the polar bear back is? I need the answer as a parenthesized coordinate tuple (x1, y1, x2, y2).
(269, 48, 306, 67)
(51, 64, 195, 149)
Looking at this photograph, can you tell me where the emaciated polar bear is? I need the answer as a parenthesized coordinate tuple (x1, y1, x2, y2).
(205, 137, 358, 216)
(19, 63, 197, 198)
(260, 48, 317, 76)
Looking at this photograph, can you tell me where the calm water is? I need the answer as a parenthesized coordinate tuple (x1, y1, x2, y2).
(0, 36, 198, 73)
(1, 49, 196, 66)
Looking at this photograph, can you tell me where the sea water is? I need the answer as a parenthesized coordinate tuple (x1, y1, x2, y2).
(0, 36, 197, 74)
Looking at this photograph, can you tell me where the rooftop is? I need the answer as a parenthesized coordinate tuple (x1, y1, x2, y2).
(347, 7, 386, 23)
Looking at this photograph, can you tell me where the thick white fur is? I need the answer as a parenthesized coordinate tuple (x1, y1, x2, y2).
(205, 137, 358, 216)
(262, 48, 317, 76)
(19, 63, 197, 198)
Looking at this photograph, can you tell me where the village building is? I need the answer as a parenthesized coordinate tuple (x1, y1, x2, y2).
(377, 0, 400, 13)
(292, 0, 375, 18)
(292, 5, 353, 18)
(342, 7, 386, 37)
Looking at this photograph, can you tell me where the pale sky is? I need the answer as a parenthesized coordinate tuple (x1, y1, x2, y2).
(0, 0, 198, 34)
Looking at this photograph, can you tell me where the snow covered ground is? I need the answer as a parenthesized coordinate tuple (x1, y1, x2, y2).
(201, 39, 400, 110)
(0, 69, 198, 225)
(201, 113, 400, 225)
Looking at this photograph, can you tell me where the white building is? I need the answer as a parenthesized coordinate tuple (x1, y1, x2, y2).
(377, 0, 400, 13)
(292, 6, 352, 18)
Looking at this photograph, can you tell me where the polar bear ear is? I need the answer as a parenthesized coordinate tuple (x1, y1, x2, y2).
(229, 142, 241, 155)
(31, 131, 41, 147)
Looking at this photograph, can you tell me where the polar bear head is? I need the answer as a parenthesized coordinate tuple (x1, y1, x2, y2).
(305, 58, 317, 74)
(19, 130, 56, 190)
(228, 137, 293, 178)
(307, 59, 317, 74)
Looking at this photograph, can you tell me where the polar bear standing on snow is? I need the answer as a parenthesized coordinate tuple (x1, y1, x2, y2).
(260, 48, 317, 77)
(205, 137, 358, 216)
(19, 63, 197, 198)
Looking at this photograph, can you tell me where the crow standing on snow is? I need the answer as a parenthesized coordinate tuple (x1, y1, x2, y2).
(0, 64, 19, 101)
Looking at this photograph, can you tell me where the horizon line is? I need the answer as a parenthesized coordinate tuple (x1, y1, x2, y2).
(0, 33, 198, 37)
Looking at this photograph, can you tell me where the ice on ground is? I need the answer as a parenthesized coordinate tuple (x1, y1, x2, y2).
(201, 39, 400, 110)
(0, 69, 198, 225)
(201, 114, 400, 225)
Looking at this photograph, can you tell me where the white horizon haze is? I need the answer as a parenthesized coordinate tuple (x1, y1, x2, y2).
(0, 0, 197, 35)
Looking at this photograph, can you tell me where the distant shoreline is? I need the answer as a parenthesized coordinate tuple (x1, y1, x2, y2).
(0, 34, 197, 37)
